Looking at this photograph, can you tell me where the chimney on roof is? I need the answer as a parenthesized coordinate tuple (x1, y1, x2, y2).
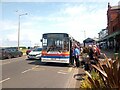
(118, 1, 120, 6)
(108, 2, 112, 9)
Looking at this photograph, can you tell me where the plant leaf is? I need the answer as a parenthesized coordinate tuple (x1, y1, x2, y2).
(113, 60, 118, 85)
(88, 76, 96, 88)
(85, 71, 92, 78)
(94, 79, 100, 88)
(92, 65, 107, 78)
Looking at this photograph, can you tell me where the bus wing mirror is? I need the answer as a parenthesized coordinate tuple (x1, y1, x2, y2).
(40, 39, 42, 42)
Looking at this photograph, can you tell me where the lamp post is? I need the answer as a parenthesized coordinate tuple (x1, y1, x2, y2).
(84, 30, 86, 39)
(18, 13, 27, 50)
(81, 30, 86, 39)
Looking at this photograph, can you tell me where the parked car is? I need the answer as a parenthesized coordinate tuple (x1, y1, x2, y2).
(28, 47, 42, 59)
(0, 47, 23, 60)
(26, 49, 32, 55)
(0, 48, 12, 60)
(26, 47, 34, 55)
(9, 48, 23, 58)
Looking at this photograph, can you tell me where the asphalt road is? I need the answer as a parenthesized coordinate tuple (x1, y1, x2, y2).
(1, 56, 75, 88)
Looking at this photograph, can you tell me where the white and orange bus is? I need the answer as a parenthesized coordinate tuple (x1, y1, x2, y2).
(41, 33, 76, 64)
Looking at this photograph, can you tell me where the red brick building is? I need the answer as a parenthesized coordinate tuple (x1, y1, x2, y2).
(107, 2, 120, 35)
(98, 2, 120, 52)
(107, 2, 120, 52)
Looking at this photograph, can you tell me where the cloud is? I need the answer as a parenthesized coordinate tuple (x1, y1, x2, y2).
(0, 20, 17, 31)
(1, 0, 119, 3)
(1, 2, 116, 47)
(61, 5, 85, 16)
(48, 3, 107, 42)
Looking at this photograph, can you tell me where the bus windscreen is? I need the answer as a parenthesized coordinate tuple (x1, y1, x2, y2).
(42, 33, 69, 52)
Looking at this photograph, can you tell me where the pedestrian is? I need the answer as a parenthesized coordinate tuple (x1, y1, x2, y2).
(70, 46, 75, 66)
(88, 45, 94, 60)
(74, 44, 80, 68)
(93, 45, 101, 57)
(80, 46, 83, 54)
(84, 45, 94, 71)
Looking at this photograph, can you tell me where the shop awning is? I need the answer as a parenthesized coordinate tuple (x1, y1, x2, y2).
(98, 30, 120, 42)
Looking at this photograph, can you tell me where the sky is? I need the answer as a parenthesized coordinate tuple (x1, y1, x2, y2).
(0, 0, 120, 47)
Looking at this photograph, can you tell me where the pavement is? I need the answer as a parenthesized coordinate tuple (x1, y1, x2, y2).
(100, 49, 114, 58)
(68, 67, 85, 88)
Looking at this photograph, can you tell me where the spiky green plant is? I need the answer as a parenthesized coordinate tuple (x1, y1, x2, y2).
(80, 54, 120, 89)
(80, 70, 104, 88)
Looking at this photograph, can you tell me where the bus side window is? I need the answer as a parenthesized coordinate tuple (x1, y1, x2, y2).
(43, 38, 47, 46)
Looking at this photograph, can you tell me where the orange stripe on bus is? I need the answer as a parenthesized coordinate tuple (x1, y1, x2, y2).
(42, 51, 70, 56)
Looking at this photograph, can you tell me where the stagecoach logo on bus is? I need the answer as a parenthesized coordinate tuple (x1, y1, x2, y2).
(47, 51, 61, 54)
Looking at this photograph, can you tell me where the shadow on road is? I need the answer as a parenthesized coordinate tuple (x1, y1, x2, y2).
(43, 62, 70, 67)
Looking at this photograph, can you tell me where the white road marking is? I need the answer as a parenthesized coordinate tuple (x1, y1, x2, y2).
(0, 78, 10, 83)
(1, 62, 11, 65)
(21, 65, 41, 73)
(21, 68, 33, 73)
(1, 56, 26, 65)
(32, 66, 45, 71)
(68, 67, 73, 72)
(33, 65, 39, 68)
(57, 72, 67, 74)
(1, 59, 21, 65)
(59, 67, 73, 73)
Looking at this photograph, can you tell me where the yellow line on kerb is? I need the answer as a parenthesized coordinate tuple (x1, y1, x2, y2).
(68, 67, 73, 72)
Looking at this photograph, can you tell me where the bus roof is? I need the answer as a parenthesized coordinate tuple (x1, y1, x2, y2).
(43, 33, 69, 35)
(42, 33, 76, 41)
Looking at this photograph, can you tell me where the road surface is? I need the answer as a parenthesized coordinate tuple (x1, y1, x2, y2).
(1, 56, 75, 88)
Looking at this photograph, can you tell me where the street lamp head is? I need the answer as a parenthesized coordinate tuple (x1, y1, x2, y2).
(19, 13, 28, 16)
